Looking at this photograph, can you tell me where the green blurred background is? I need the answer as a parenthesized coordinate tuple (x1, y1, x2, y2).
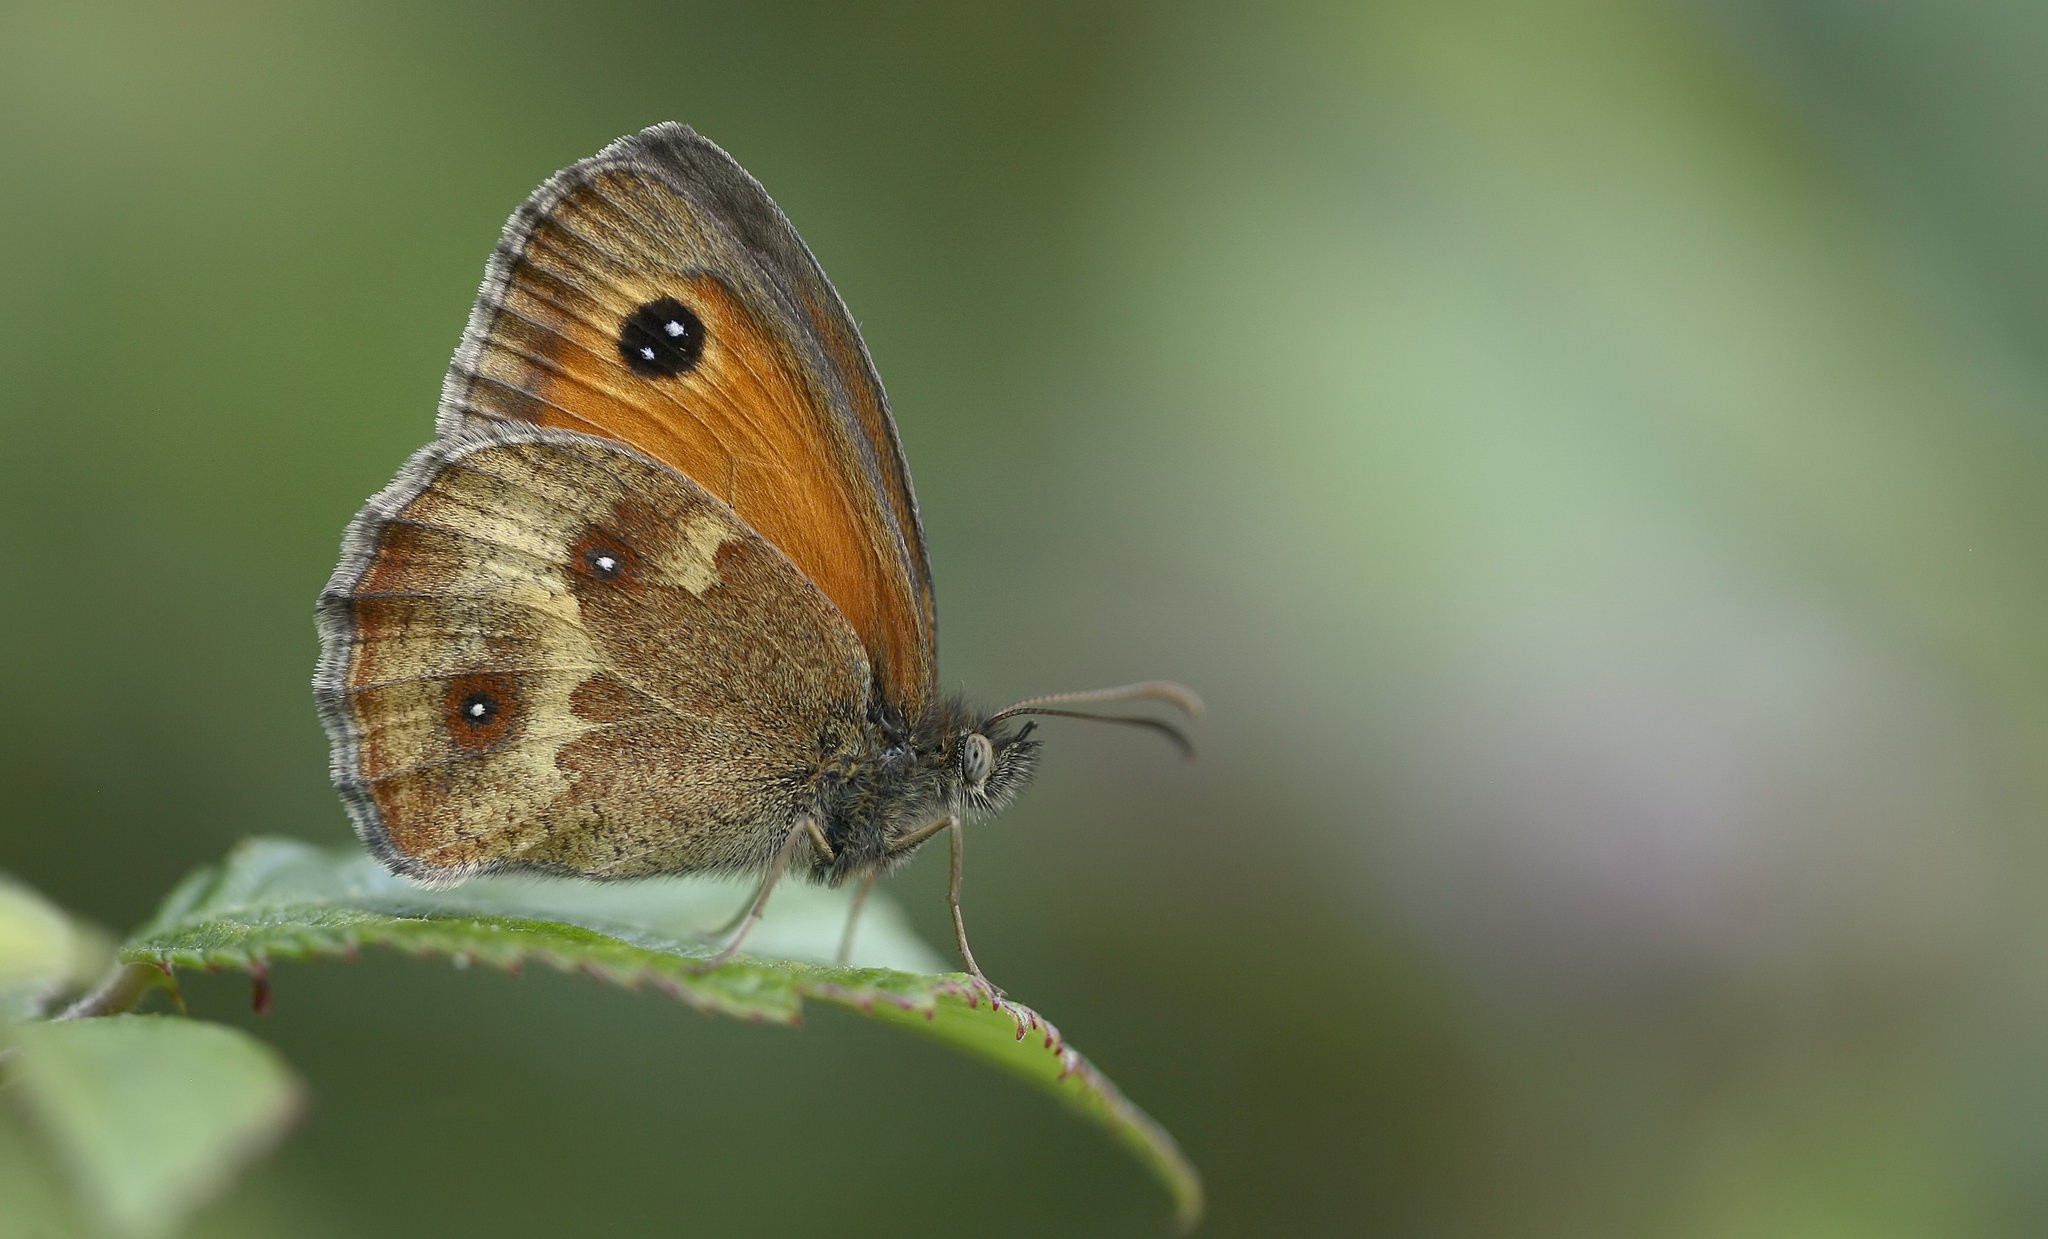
(6, 1, 2048, 1234)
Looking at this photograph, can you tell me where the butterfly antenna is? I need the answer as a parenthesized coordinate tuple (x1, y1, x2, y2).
(984, 682, 1204, 758)
(992, 680, 1205, 719)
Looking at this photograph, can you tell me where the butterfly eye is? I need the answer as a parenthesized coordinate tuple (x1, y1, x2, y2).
(618, 297, 706, 378)
(960, 733, 994, 787)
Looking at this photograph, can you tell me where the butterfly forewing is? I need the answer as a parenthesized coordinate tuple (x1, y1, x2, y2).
(436, 123, 936, 715)
(315, 426, 872, 883)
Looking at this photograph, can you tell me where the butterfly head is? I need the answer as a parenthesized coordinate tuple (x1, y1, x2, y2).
(941, 680, 1202, 821)
(815, 683, 1199, 885)
(947, 715, 1041, 820)
(811, 702, 1033, 881)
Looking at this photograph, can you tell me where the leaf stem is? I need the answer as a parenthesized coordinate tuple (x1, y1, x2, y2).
(55, 961, 160, 1020)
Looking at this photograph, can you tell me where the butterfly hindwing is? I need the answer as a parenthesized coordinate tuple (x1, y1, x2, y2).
(315, 424, 872, 883)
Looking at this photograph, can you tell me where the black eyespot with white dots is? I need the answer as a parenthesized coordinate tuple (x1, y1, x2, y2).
(618, 297, 706, 378)
(443, 673, 520, 753)
(583, 547, 624, 580)
(458, 691, 499, 726)
(569, 530, 636, 588)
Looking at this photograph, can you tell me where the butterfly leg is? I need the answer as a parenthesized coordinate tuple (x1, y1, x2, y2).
(703, 883, 759, 940)
(882, 815, 1001, 1000)
(835, 871, 879, 966)
(700, 818, 816, 969)
(703, 817, 836, 939)
(805, 818, 836, 863)
(943, 816, 1004, 1003)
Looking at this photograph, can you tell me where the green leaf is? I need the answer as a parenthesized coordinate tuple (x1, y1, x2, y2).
(0, 872, 112, 1021)
(4, 1015, 301, 1239)
(120, 837, 1203, 1229)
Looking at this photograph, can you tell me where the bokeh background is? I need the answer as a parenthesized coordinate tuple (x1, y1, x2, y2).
(5, 2, 2048, 1234)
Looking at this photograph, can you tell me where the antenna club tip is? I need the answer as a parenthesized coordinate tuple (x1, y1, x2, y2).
(1151, 682, 1206, 719)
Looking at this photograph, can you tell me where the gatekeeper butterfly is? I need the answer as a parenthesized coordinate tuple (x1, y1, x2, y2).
(314, 124, 1198, 991)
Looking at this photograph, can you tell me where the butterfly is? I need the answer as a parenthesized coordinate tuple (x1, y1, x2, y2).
(313, 123, 1198, 992)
